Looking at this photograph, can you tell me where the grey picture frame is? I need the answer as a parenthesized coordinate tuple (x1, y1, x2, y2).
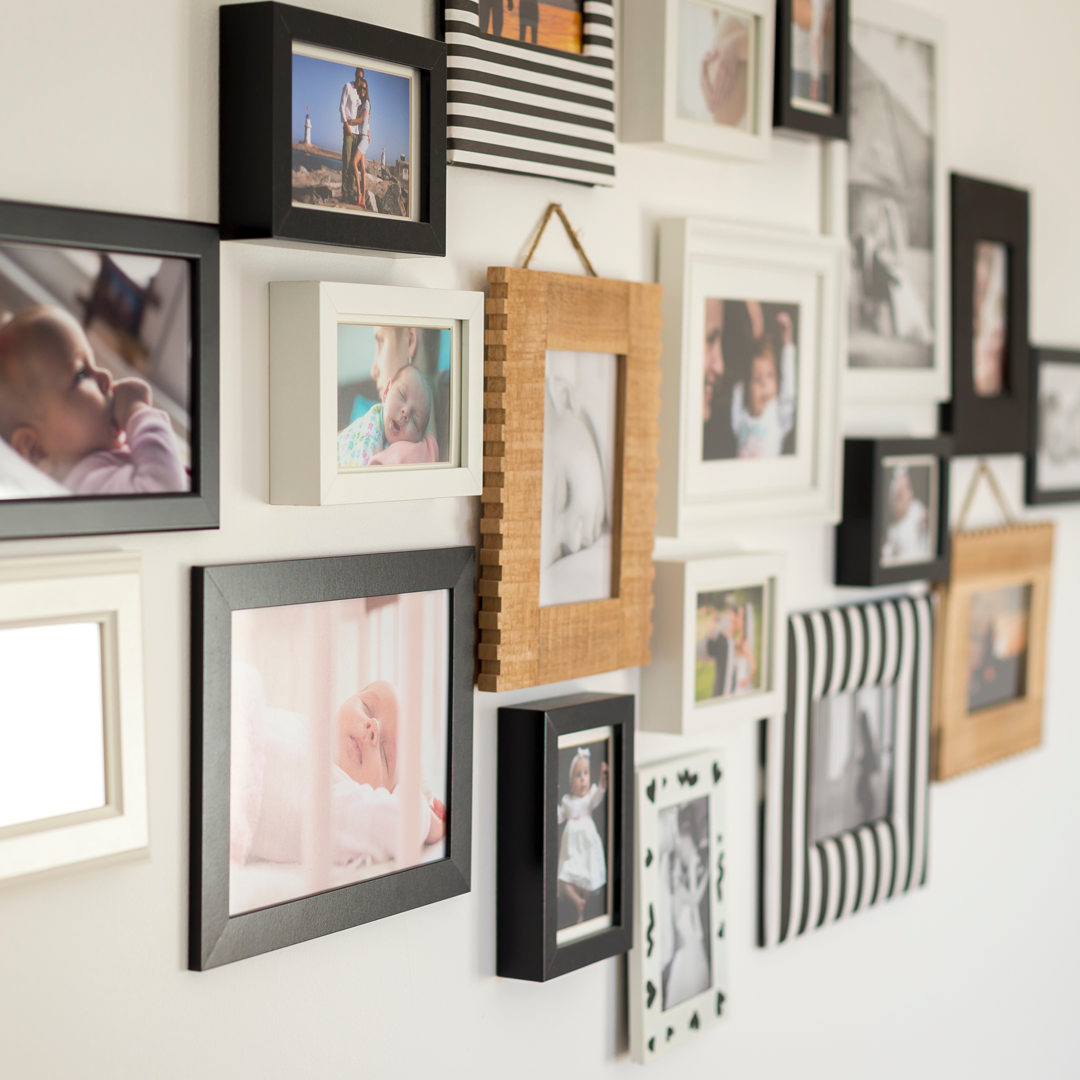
(1026, 346, 1080, 506)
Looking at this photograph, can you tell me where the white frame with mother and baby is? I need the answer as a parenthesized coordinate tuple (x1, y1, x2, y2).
(656, 218, 844, 537)
(269, 281, 483, 505)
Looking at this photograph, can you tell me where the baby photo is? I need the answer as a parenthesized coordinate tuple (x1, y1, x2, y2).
(810, 684, 896, 842)
(539, 349, 619, 608)
(967, 585, 1031, 713)
(972, 240, 1009, 398)
(1036, 358, 1080, 492)
(554, 730, 612, 943)
(879, 455, 937, 568)
(658, 795, 712, 1011)
(701, 297, 800, 461)
(676, 0, 755, 131)
(228, 589, 450, 915)
(291, 44, 415, 219)
(0, 242, 192, 501)
(695, 585, 765, 703)
(790, 0, 835, 114)
(337, 323, 454, 469)
(476, 0, 584, 54)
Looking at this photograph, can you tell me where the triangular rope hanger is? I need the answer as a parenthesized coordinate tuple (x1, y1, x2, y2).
(521, 203, 598, 277)
(955, 458, 1018, 532)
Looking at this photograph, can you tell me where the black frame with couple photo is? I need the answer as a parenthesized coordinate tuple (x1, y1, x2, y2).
(220, 2, 447, 256)
(773, 0, 849, 139)
(496, 693, 633, 982)
(0, 198, 218, 540)
(189, 546, 474, 970)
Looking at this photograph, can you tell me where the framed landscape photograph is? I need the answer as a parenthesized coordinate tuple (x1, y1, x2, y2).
(0, 199, 218, 540)
(496, 693, 633, 981)
(1027, 347, 1080, 505)
(773, 0, 849, 139)
(190, 547, 474, 970)
(220, 3, 446, 256)
(269, 282, 483, 504)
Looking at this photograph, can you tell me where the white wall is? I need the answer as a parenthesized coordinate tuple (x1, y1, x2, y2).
(0, 0, 1078, 1076)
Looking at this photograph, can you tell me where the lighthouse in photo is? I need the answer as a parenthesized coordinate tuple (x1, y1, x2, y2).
(303, 112, 312, 145)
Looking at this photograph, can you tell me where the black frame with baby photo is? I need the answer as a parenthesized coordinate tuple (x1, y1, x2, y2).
(189, 546, 474, 970)
(836, 436, 952, 587)
(942, 174, 1030, 455)
(1026, 347, 1080, 506)
(0, 198, 218, 540)
(496, 693, 633, 982)
(220, 2, 447, 256)
(773, 0, 849, 139)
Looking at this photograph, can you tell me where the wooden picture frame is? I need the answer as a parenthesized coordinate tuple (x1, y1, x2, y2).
(622, 0, 776, 162)
(0, 553, 148, 884)
(773, 0, 849, 139)
(478, 267, 661, 693)
(760, 595, 932, 947)
(496, 693, 634, 981)
(268, 281, 484, 504)
(189, 547, 475, 970)
(1026, 347, 1080, 505)
(932, 524, 1053, 780)
(629, 749, 728, 1064)
(642, 552, 788, 734)
(219, 2, 447, 256)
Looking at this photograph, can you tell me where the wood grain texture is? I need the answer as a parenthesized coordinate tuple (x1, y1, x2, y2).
(478, 268, 661, 692)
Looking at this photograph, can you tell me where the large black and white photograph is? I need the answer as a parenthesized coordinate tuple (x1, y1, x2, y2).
(848, 21, 935, 370)
(676, 0, 756, 132)
(1036, 356, 1080, 493)
(879, 454, 937, 568)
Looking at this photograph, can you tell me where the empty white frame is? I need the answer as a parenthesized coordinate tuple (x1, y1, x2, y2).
(643, 552, 787, 734)
(269, 281, 484, 504)
(0, 552, 147, 884)
(622, 0, 775, 161)
(657, 218, 845, 536)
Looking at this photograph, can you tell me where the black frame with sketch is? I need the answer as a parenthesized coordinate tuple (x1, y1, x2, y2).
(773, 0, 849, 139)
(836, 436, 952, 587)
(942, 174, 1030, 454)
(219, 2, 447, 256)
(496, 693, 633, 981)
(0, 198, 218, 540)
(189, 546, 474, 970)
(1026, 347, 1080, 506)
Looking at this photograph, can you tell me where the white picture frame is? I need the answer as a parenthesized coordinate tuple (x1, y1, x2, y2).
(621, 0, 775, 162)
(642, 552, 787, 734)
(657, 218, 845, 537)
(269, 281, 484, 505)
(630, 749, 728, 1064)
(0, 552, 148, 885)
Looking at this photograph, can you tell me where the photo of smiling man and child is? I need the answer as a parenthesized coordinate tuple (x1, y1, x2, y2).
(477, 0, 584, 54)
(879, 455, 937, 568)
(695, 585, 765, 703)
(967, 585, 1031, 713)
(0, 242, 192, 501)
(677, 0, 756, 132)
(228, 589, 450, 915)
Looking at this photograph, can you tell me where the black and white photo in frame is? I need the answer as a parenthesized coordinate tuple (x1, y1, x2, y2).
(1028, 347, 1080, 505)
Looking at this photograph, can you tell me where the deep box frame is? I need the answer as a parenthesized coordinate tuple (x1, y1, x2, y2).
(773, 0, 850, 139)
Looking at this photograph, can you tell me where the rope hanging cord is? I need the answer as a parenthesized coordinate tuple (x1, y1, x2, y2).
(956, 459, 1018, 532)
(521, 203, 598, 277)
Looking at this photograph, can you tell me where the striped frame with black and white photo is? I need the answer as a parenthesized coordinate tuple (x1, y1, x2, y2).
(760, 595, 933, 948)
(441, 0, 615, 186)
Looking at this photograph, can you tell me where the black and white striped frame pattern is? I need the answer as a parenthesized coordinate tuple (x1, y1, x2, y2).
(441, 1, 615, 186)
(760, 595, 932, 948)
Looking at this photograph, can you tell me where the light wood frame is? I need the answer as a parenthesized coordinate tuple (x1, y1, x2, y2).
(479, 268, 661, 693)
(932, 523, 1053, 780)
(269, 281, 484, 505)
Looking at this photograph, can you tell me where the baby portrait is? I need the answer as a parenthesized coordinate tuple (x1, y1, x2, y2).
(0, 242, 192, 501)
(701, 297, 800, 461)
(228, 589, 450, 915)
(695, 585, 765, 703)
(337, 323, 453, 469)
(967, 585, 1031, 713)
(676, 0, 755, 132)
(972, 240, 1009, 398)
(879, 455, 937, 568)
(477, 0, 584, 54)
(539, 349, 619, 608)
(1036, 358, 1080, 492)
(790, 0, 835, 114)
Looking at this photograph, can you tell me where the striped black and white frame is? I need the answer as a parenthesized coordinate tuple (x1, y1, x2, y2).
(759, 595, 933, 948)
(441, 1, 615, 186)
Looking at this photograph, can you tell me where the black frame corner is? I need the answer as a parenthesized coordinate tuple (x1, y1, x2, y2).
(1026, 345, 1080, 506)
(773, 0, 849, 140)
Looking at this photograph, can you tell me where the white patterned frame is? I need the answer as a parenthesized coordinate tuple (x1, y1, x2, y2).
(760, 594, 932, 948)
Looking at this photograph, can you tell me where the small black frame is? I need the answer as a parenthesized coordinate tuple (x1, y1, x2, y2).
(189, 546, 474, 970)
(497, 693, 634, 982)
(1026, 346, 1080, 505)
(219, 2, 446, 256)
(0, 198, 218, 540)
(836, 436, 952, 587)
(773, 0, 849, 140)
(942, 174, 1030, 454)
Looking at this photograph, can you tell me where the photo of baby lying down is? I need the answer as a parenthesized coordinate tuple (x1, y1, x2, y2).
(337, 323, 453, 470)
(228, 589, 450, 916)
(0, 243, 192, 500)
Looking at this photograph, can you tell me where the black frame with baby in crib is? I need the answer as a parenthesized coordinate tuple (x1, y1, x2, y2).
(0, 198, 219, 540)
(496, 693, 634, 982)
(189, 546, 475, 971)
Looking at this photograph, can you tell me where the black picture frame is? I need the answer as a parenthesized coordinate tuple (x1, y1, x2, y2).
(220, 2, 447, 256)
(1027, 346, 1080, 505)
(189, 546, 474, 970)
(496, 692, 634, 981)
(0, 198, 218, 540)
(773, 0, 849, 139)
(942, 174, 1030, 454)
(836, 436, 952, 587)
